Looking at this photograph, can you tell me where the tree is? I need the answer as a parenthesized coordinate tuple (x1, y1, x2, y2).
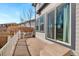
(19, 8, 25, 26)
(20, 7, 34, 27)
(26, 8, 34, 27)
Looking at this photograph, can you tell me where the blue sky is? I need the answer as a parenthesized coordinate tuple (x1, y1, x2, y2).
(0, 3, 35, 24)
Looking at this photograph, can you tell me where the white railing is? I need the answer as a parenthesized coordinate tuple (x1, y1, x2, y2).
(0, 30, 21, 56)
(23, 32, 34, 38)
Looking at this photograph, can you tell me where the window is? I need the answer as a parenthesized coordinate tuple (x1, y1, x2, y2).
(47, 11, 55, 39)
(36, 15, 44, 32)
(36, 18, 40, 31)
(56, 3, 70, 43)
(40, 15, 44, 32)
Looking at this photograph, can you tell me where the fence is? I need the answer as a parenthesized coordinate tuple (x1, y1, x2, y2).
(0, 30, 21, 56)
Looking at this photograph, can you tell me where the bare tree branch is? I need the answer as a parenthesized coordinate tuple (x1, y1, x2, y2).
(20, 7, 34, 27)
(26, 8, 33, 27)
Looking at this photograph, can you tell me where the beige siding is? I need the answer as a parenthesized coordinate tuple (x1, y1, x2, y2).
(76, 4, 79, 55)
(41, 4, 61, 15)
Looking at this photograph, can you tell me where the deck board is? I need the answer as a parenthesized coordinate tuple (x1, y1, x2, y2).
(13, 38, 30, 56)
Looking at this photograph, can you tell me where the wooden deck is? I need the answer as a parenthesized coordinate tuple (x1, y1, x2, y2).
(13, 38, 30, 56)
(13, 38, 73, 56)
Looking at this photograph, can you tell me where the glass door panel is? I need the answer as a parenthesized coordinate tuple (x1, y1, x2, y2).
(47, 11, 54, 39)
(56, 3, 70, 43)
(56, 5, 63, 41)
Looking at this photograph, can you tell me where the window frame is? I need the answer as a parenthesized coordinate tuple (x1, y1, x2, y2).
(36, 14, 45, 33)
(39, 15, 45, 33)
(46, 3, 71, 46)
(47, 10, 55, 39)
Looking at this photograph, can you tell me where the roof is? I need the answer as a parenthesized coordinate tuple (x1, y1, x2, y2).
(37, 3, 49, 14)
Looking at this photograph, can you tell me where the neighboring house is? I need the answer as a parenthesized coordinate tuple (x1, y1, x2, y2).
(20, 19, 35, 28)
(32, 3, 79, 55)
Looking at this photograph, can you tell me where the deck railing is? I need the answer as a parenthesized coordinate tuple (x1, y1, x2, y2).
(0, 30, 21, 56)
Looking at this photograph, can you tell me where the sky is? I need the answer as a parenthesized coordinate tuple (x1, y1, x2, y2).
(0, 3, 35, 24)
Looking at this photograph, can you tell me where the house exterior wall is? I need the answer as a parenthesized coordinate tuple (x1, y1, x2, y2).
(36, 3, 79, 55)
(36, 4, 61, 42)
(76, 4, 79, 55)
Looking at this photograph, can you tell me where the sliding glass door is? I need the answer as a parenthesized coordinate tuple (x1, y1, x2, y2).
(56, 5, 63, 41)
(47, 3, 70, 44)
(47, 11, 55, 39)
